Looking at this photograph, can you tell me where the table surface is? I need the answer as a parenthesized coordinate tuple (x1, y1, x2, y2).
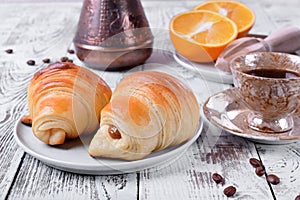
(0, 0, 300, 200)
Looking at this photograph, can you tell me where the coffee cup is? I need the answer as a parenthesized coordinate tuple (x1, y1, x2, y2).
(230, 52, 300, 133)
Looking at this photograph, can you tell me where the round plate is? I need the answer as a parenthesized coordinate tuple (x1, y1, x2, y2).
(14, 118, 203, 175)
(203, 88, 300, 144)
(173, 52, 233, 84)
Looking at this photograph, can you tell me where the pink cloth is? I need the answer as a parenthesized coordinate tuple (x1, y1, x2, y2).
(215, 26, 300, 73)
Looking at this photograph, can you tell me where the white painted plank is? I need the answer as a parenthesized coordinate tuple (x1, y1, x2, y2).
(139, 124, 274, 200)
(138, 1, 275, 200)
(253, 2, 300, 200)
(0, 3, 137, 199)
(257, 143, 300, 200)
(0, 2, 231, 199)
(258, 0, 300, 29)
(0, 1, 299, 200)
(7, 155, 138, 200)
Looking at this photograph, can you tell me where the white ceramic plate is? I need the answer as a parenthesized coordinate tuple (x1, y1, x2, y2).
(14, 118, 203, 175)
(173, 52, 233, 84)
(203, 88, 300, 144)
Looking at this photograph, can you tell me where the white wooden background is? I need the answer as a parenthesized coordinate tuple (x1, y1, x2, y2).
(0, 0, 299, 200)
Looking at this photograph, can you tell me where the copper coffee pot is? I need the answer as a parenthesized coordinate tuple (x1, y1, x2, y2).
(73, 0, 153, 71)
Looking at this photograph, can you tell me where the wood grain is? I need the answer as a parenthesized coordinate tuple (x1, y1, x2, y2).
(251, 1, 300, 200)
(257, 143, 300, 200)
(0, 3, 138, 200)
(7, 155, 138, 200)
(139, 2, 275, 199)
(0, 1, 299, 200)
(139, 123, 274, 199)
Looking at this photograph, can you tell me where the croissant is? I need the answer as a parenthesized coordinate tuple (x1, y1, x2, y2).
(28, 62, 112, 145)
(88, 71, 200, 160)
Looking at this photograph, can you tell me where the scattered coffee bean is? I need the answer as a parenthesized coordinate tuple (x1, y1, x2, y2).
(5, 49, 13, 54)
(42, 58, 50, 63)
(67, 49, 75, 54)
(27, 60, 35, 66)
(295, 195, 300, 200)
(21, 115, 32, 126)
(266, 174, 280, 185)
(249, 158, 262, 168)
(223, 186, 236, 197)
(67, 59, 73, 63)
(255, 166, 265, 177)
(212, 173, 224, 184)
(61, 56, 69, 62)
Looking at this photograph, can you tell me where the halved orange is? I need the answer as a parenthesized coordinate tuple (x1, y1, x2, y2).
(194, 1, 255, 37)
(169, 10, 238, 63)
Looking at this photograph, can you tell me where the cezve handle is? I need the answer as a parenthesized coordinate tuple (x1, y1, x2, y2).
(264, 26, 300, 53)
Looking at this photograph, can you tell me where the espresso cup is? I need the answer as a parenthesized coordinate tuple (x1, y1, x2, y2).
(230, 52, 300, 133)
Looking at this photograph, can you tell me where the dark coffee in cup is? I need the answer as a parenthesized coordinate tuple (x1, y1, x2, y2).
(230, 52, 300, 133)
(244, 68, 300, 79)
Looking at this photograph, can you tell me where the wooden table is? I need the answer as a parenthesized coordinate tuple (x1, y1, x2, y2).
(0, 0, 299, 199)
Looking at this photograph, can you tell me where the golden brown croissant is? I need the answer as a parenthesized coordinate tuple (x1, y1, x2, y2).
(88, 71, 200, 160)
(28, 62, 112, 145)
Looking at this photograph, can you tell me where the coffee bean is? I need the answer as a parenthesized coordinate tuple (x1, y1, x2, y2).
(5, 49, 13, 54)
(21, 115, 32, 126)
(67, 49, 75, 54)
(267, 174, 280, 185)
(255, 166, 265, 177)
(249, 158, 262, 168)
(61, 56, 69, 62)
(223, 186, 236, 197)
(27, 60, 35, 66)
(212, 173, 224, 184)
(295, 195, 300, 200)
(67, 59, 73, 63)
(42, 58, 50, 63)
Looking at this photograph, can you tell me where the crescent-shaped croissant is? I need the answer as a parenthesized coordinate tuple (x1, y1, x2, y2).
(88, 71, 200, 160)
(28, 62, 112, 145)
